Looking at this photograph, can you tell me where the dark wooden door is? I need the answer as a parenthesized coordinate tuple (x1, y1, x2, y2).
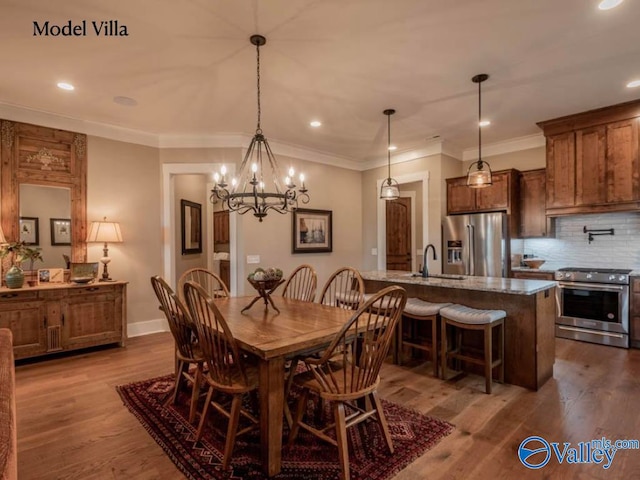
(386, 197, 412, 271)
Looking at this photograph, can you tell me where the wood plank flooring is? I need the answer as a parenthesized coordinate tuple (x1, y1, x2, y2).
(14, 333, 640, 479)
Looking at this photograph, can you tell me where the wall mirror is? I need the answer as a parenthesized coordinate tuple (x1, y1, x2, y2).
(181, 199, 202, 255)
(1, 120, 87, 268)
(19, 184, 71, 269)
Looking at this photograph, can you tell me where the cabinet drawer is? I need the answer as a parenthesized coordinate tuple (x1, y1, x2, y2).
(68, 285, 116, 296)
(512, 271, 555, 281)
(0, 290, 39, 302)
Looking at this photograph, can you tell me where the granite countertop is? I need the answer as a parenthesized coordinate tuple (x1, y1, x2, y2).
(511, 266, 561, 274)
(361, 270, 557, 295)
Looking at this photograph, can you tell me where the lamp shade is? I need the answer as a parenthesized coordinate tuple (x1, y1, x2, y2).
(86, 219, 123, 243)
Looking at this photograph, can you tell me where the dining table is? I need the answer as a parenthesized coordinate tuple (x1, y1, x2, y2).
(212, 295, 355, 477)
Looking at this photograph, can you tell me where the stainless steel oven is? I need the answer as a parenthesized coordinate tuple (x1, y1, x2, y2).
(555, 267, 630, 348)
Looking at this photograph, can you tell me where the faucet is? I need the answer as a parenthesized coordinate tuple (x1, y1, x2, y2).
(421, 244, 437, 278)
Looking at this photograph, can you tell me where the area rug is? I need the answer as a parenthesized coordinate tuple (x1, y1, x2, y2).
(116, 374, 453, 480)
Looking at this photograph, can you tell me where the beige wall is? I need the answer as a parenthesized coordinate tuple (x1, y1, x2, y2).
(174, 174, 209, 281)
(87, 136, 162, 328)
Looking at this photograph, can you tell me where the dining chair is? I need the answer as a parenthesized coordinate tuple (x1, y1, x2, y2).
(288, 285, 407, 480)
(318, 266, 365, 310)
(150, 275, 204, 423)
(178, 268, 230, 301)
(282, 264, 317, 302)
(183, 281, 259, 470)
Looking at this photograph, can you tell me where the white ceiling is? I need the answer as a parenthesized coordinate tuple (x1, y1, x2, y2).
(1, 0, 640, 164)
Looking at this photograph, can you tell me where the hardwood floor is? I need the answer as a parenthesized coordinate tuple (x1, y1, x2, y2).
(14, 333, 640, 479)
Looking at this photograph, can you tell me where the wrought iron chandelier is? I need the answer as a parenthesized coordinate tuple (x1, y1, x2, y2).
(380, 108, 399, 200)
(467, 73, 493, 188)
(210, 34, 309, 222)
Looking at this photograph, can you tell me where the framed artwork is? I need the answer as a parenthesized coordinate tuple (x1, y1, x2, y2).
(19, 217, 39, 245)
(70, 262, 99, 283)
(50, 218, 71, 246)
(181, 199, 202, 254)
(292, 208, 332, 254)
(37, 268, 65, 284)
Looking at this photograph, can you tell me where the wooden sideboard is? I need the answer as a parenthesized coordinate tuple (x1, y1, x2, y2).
(0, 281, 127, 360)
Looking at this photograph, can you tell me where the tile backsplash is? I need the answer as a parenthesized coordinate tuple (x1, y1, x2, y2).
(511, 212, 640, 270)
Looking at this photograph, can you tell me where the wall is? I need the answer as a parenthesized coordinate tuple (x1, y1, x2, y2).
(513, 212, 640, 270)
(87, 136, 162, 329)
(462, 146, 545, 172)
(174, 174, 209, 282)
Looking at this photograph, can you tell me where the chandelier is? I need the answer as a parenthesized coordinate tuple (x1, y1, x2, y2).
(380, 108, 399, 200)
(467, 73, 492, 188)
(210, 34, 309, 222)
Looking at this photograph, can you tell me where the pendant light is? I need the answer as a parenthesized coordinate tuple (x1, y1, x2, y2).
(467, 73, 493, 188)
(210, 35, 309, 222)
(380, 108, 400, 200)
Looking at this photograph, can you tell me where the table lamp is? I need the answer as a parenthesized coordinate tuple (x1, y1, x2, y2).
(86, 217, 123, 282)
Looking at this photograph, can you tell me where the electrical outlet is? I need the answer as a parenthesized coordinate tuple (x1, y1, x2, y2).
(247, 255, 261, 264)
(371, 248, 378, 256)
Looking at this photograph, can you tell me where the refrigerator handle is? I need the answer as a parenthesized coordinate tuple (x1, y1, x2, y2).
(466, 224, 474, 276)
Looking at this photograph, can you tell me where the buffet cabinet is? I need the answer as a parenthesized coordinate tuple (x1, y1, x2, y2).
(0, 281, 127, 360)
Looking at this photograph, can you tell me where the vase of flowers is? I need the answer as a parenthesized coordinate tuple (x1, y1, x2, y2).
(0, 241, 44, 289)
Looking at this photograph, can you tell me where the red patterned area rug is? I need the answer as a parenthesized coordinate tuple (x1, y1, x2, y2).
(116, 374, 453, 480)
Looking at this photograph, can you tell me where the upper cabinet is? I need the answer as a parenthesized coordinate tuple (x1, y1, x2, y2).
(519, 169, 552, 238)
(538, 100, 640, 216)
(213, 210, 229, 244)
(446, 169, 519, 215)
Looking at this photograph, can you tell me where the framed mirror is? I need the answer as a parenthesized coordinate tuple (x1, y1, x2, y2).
(1, 120, 87, 268)
(180, 199, 202, 255)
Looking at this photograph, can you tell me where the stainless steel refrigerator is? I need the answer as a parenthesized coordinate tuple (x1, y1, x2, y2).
(442, 212, 509, 277)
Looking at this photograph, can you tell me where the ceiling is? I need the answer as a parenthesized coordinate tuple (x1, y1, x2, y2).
(1, 0, 640, 164)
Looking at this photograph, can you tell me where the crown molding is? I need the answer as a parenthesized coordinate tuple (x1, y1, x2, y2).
(462, 133, 545, 161)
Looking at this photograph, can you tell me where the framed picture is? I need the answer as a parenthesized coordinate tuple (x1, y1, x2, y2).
(50, 218, 71, 246)
(37, 268, 65, 285)
(181, 199, 202, 254)
(70, 262, 99, 283)
(19, 217, 39, 245)
(292, 208, 333, 253)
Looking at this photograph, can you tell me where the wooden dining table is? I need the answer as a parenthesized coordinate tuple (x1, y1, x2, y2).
(212, 295, 354, 477)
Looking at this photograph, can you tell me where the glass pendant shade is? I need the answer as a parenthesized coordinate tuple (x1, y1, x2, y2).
(380, 178, 400, 200)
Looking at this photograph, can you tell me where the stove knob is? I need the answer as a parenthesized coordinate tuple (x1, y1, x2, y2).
(609, 275, 616, 281)
(565, 273, 573, 279)
(619, 275, 626, 282)
(586, 273, 592, 279)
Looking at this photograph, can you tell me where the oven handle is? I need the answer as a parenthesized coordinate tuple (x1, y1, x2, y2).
(557, 325, 625, 339)
(557, 282, 627, 292)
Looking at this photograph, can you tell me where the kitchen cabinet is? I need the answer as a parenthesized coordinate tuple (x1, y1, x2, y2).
(512, 271, 555, 281)
(213, 210, 230, 244)
(446, 169, 519, 215)
(631, 277, 640, 349)
(538, 99, 640, 216)
(219, 260, 230, 290)
(0, 282, 127, 360)
(519, 169, 553, 238)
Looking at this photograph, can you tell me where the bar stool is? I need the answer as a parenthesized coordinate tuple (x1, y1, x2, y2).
(398, 298, 451, 376)
(439, 304, 505, 394)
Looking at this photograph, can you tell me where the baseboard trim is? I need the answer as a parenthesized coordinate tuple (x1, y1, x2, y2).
(127, 318, 169, 338)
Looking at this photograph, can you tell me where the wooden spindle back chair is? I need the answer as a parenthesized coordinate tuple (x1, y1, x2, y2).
(319, 267, 365, 311)
(178, 268, 229, 301)
(282, 264, 317, 302)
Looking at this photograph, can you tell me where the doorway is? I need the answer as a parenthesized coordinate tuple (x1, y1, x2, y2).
(385, 197, 412, 271)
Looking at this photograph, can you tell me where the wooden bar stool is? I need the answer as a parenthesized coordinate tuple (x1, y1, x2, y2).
(439, 304, 505, 394)
(397, 298, 451, 376)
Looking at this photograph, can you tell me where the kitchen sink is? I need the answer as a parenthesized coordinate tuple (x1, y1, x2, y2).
(409, 273, 465, 280)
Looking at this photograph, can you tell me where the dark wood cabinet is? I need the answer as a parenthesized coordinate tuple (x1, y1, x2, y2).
(219, 260, 230, 290)
(519, 169, 552, 238)
(512, 271, 555, 281)
(538, 99, 640, 216)
(0, 282, 126, 359)
(446, 169, 519, 215)
(631, 277, 640, 349)
(213, 211, 230, 244)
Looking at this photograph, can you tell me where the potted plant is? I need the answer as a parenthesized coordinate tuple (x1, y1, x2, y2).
(0, 241, 44, 289)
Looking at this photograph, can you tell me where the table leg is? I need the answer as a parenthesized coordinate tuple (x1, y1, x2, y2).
(259, 356, 285, 476)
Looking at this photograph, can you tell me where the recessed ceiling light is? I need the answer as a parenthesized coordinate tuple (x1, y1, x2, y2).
(309, 120, 322, 127)
(388, 145, 397, 151)
(113, 96, 138, 106)
(626, 79, 640, 88)
(57, 82, 75, 91)
(598, 0, 623, 10)
(479, 120, 491, 127)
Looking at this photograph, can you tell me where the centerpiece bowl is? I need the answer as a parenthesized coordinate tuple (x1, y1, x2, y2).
(242, 268, 285, 313)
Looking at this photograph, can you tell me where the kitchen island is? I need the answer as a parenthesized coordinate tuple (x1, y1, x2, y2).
(362, 270, 557, 390)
